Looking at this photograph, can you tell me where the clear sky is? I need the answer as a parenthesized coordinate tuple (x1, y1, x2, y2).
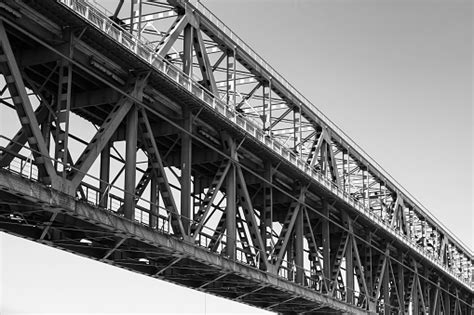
(1, 0, 472, 314)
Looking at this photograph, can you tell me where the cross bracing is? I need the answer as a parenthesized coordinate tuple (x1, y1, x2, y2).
(0, 0, 472, 314)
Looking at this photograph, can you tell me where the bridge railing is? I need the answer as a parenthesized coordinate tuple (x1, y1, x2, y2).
(14, 0, 472, 288)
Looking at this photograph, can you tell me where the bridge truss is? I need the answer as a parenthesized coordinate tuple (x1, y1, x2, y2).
(0, 0, 472, 313)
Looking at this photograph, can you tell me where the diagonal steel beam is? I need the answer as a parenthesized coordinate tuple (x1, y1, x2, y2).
(192, 160, 231, 239)
(351, 234, 369, 301)
(0, 103, 49, 167)
(267, 107, 293, 131)
(236, 82, 262, 110)
(0, 21, 58, 184)
(235, 164, 268, 269)
(193, 27, 218, 94)
(308, 129, 326, 167)
(273, 188, 306, 270)
(69, 78, 145, 190)
(155, 14, 189, 57)
(373, 248, 389, 299)
(100, 237, 127, 261)
(136, 107, 186, 237)
(326, 138, 341, 186)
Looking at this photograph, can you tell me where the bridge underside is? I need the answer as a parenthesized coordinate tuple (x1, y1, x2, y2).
(0, 0, 472, 314)
(0, 170, 360, 314)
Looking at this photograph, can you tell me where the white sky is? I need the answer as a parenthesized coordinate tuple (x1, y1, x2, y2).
(1, 0, 472, 314)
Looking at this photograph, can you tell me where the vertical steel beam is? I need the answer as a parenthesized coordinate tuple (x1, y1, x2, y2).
(226, 164, 236, 259)
(346, 232, 354, 304)
(99, 141, 111, 208)
(298, 106, 302, 159)
(260, 162, 273, 253)
(382, 258, 390, 314)
(226, 52, 234, 105)
(124, 106, 138, 220)
(268, 79, 272, 135)
(193, 176, 201, 222)
(182, 24, 193, 76)
(295, 204, 304, 285)
(293, 109, 297, 152)
(225, 138, 236, 259)
(397, 253, 405, 314)
(262, 85, 266, 129)
(130, 0, 142, 37)
(346, 148, 351, 194)
(150, 173, 159, 229)
(413, 272, 419, 315)
(233, 47, 236, 106)
(431, 282, 440, 315)
(55, 58, 72, 178)
(287, 234, 294, 281)
(322, 199, 330, 291)
(181, 107, 192, 234)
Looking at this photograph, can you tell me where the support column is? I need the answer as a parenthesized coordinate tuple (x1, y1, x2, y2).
(413, 273, 419, 315)
(226, 52, 235, 106)
(150, 173, 159, 229)
(55, 58, 72, 178)
(124, 106, 137, 220)
(398, 253, 405, 314)
(287, 235, 294, 281)
(382, 259, 390, 314)
(181, 107, 192, 234)
(99, 141, 111, 208)
(262, 85, 267, 129)
(346, 233, 354, 304)
(365, 234, 375, 312)
(444, 289, 451, 315)
(182, 24, 193, 76)
(232, 47, 236, 106)
(39, 111, 52, 180)
(268, 79, 272, 135)
(226, 163, 236, 259)
(295, 205, 304, 285)
(322, 199, 330, 291)
(260, 162, 273, 253)
(225, 136, 237, 259)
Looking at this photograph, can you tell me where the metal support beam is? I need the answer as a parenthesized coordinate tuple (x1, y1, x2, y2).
(156, 15, 189, 57)
(382, 257, 390, 314)
(182, 24, 193, 75)
(226, 156, 236, 260)
(99, 141, 111, 208)
(193, 27, 218, 94)
(0, 103, 49, 167)
(260, 162, 273, 253)
(181, 107, 192, 234)
(69, 80, 144, 190)
(322, 199, 330, 292)
(150, 172, 159, 229)
(124, 106, 138, 220)
(0, 21, 58, 185)
(54, 56, 73, 178)
(235, 165, 269, 270)
(294, 203, 304, 285)
(346, 232, 354, 304)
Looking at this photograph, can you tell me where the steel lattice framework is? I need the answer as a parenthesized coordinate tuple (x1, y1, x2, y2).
(0, 0, 472, 314)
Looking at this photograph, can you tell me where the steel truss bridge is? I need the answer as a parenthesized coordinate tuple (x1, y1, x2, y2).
(0, 0, 472, 314)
